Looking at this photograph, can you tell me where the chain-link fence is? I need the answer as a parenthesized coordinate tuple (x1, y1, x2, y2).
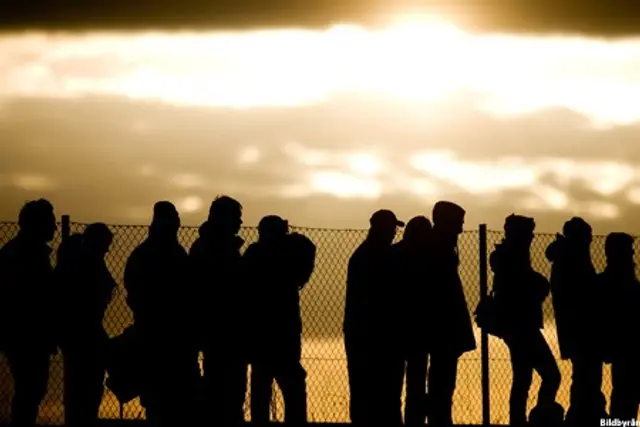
(0, 220, 627, 425)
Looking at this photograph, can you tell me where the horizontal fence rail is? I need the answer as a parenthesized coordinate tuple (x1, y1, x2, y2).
(0, 219, 634, 425)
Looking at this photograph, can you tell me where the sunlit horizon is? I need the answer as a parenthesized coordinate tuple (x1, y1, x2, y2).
(2, 15, 640, 128)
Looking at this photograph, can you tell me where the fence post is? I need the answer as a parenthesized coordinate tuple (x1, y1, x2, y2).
(479, 224, 490, 426)
(61, 215, 70, 242)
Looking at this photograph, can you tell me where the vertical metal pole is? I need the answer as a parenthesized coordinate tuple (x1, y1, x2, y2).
(61, 214, 70, 242)
(479, 224, 490, 426)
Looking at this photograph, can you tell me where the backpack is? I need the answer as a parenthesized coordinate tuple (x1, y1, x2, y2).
(473, 289, 505, 338)
(287, 233, 316, 290)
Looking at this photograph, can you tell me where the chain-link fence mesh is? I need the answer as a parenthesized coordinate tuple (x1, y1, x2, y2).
(0, 221, 627, 424)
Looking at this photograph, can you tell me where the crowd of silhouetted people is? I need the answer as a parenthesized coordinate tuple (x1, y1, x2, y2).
(0, 197, 639, 427)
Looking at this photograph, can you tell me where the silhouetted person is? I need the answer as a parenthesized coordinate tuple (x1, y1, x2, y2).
(56, 224, 115, 427)
(545, 217, 606, 424)
(426, 201, 475, 426)
(189, 196, 247, 425)
(124, 202, 199, 427)
(492, 215, 560, 426)
(344, 210, 404, 426)
(245, 215, 313, 425)
(389, 216, 432, 426)
(0, 199, 57, 427)
(599, 233, 640, 420)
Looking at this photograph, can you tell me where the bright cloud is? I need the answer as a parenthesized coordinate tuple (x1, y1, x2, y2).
(1, 19, 640, 127)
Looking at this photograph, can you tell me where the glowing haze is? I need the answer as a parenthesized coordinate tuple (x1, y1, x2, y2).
(2, 14, 640, 230)
(3, 16, 640, 125)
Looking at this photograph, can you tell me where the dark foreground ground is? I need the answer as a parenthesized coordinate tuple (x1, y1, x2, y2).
(0, 423, 499, 427)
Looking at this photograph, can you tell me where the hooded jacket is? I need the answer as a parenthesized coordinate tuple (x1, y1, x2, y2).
(546, 234, 601, 360)
(427, 229, 476, 356)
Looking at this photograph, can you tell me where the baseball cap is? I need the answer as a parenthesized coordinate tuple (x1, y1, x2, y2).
(370, 209, 405, 228)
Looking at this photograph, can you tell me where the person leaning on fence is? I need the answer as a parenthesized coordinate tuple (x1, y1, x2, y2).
(0, 199, 58, 427)
(491, 214, 561, 427)
(598, 232, 640, 420)
(343, 209, 404, 426)
(188, 195, 247, 426)
(244, 215, 314, 425)
(388, 215, 433, 426)
(123, 201, 200, 427)
(545, 217, 607, 425)
(55, 224, 116, 427)
(425, 201, 476, 427)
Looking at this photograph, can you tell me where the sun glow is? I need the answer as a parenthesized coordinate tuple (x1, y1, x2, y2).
(2, 16, 640, 126)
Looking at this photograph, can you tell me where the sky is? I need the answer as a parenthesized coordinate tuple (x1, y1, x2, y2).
(2, 5, 640, 234)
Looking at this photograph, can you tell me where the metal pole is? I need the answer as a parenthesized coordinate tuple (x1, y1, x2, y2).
(479, 224, 490, 426)
(61, 214, 70, 242)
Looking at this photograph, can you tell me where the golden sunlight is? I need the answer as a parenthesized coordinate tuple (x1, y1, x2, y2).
(1, 16, 640, 127)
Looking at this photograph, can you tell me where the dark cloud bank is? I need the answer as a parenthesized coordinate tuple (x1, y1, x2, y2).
(1, 0, 640, 37)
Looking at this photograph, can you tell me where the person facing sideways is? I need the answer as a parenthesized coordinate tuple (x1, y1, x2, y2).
(598, 232, 640, 420)
(388, 216, 433, 426)
(425, 201, 476, 427)
(492, 214, 561, 427)
(189, 195, 247, 426)
(545, 217, 607, 425)
(55, 224, 115, 427)
(244, 215, 315, 425)
(124, 201, 199, 427)
(0, 199, 57, 427)
(344, 209, 404, 426)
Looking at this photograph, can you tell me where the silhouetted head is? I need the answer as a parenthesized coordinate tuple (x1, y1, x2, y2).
(605, 232, 635, 268)
(432, 201, 465, 236)
(504, 214, 535, 246)
(83, 223, 113, 257)
(258, 215, 289, 244)
(208, 195, 243, 236)
(403, 216, 432, 246)
(18, 199, 57, 243)
(562, 217, 592, 247)
(149, 201, 180, 240)
(368, 209, 404, 246)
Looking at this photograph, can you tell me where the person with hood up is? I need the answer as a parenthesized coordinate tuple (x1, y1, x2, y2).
(344, 209, 405, 426)
(426, 201, 476, 427)
(189, 195, 247, 426)
(545, 217, 606, 424)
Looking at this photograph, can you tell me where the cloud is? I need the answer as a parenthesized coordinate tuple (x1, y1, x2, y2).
(2, 30, 640, 128)
(3, 94, 640, 237)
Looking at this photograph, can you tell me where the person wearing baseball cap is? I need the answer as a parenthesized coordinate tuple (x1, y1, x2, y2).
(427, 200, 475, 426)
(344, 209, 404, 425)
